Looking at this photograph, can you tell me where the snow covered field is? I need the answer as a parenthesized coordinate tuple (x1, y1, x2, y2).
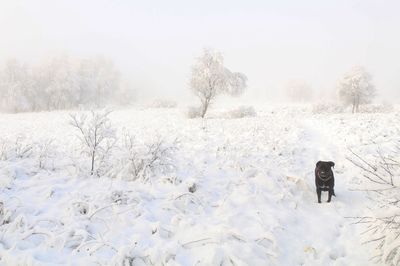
(0, 105, 398, 265)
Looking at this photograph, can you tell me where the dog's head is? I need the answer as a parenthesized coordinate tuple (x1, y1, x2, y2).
(316, 161, 335, 179)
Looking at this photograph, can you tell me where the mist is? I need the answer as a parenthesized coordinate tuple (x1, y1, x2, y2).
(1, 0, 400, 104)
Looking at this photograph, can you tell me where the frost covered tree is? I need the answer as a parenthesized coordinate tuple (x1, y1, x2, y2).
(284, 79, 313, 102)
(190, 49, 247, 118)
(0, 56, 129, 113)
(32, 56, 80, 110)
(77, 56, 120, 107)
(338, 66, 376, 113)
(0, 59, 32, 112)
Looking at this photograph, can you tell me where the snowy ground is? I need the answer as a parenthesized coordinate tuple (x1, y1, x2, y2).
(0, 105, 398, 265)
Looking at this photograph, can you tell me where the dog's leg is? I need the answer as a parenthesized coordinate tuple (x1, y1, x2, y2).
(327, 189, 333, 202)
(317, 188, 322, 203)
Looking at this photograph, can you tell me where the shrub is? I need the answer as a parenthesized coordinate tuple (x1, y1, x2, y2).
(311, 103, 345, 114)
(223, 106, 256, 118)
(348, 143, 400, 265)
(147, 99, 177, 109)
(187, 106, 203, 119)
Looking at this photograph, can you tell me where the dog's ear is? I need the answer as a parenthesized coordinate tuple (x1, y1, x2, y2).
(329, 161, 335, 168)
(316, 161, 322, 167)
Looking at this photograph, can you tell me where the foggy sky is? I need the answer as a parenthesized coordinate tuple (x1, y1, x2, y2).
(1, 0, 399, 102)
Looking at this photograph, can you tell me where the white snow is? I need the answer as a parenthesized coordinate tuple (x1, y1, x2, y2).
(0, 105, 397, 265)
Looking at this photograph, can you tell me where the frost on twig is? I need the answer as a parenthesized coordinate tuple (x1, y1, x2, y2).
(347, 141, 400, 265)
(116, 131, 178, 182)
(69, 109, 117, 177)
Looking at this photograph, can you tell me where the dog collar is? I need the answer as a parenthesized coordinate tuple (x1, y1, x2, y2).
(317, 170, 332, 182)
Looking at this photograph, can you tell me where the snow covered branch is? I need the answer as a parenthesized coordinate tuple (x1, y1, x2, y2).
(69, 109, 117, 177)
(348, 141, 400, 265)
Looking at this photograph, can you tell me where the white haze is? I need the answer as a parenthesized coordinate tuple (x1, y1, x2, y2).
(0, 0, 399, 103)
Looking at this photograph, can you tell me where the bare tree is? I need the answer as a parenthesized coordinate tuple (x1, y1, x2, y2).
(348, 142, 400, 265)
(70, 109, 117, 176)
(338, 66, 376, 113)
(190, 49, 247, 118)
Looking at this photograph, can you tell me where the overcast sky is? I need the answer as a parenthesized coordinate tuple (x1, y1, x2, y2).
(0, 0, 399, 102)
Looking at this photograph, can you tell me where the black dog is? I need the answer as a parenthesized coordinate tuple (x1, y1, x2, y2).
(315, 161, 335, 203)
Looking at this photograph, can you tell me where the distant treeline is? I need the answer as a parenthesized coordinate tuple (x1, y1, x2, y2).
(0, 56, 135, 112)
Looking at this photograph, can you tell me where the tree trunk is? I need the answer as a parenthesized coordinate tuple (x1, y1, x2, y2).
(91, 151, 95, 176)
(201, 98, 210, 118)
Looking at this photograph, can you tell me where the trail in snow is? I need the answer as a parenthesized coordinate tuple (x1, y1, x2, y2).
(273, 117, 372, 265)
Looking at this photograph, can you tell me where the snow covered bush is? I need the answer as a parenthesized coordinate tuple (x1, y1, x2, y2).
(116, 132, 177, 182)
(69, 110, 178, 181)
(337, 66, 376, 113)
(0, 135, 34, 160)
(35, 138, 57, 170)
(348, 143, 400, 265)
(357, 103, 394, 114)
(187, 106, 203, 119)
(0, 136, 58, 171)
(189, 48, 247, 118)
(70, 109, 117, 177)
(223, 106, 257, 118)
(311, 102, 345, 114)
(147, 99, 177, 109)
(0, 136, 31, 161)
(313, 102, 393, 115)
(0, 139, 9, 161)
